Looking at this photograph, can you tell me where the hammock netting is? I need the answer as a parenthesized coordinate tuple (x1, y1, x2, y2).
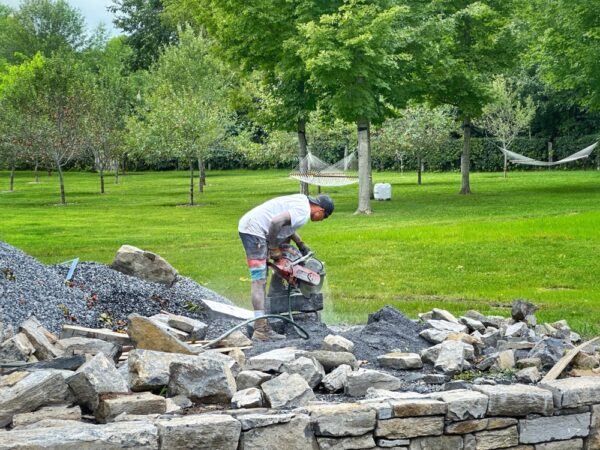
(500, 142, 598, 167)
(290, 152, 359, 186)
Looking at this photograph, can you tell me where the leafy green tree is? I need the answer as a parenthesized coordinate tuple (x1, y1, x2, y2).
(479, 75, 536, 177)
(127, 28, 232, 205)
(417, 0, 521, 194)
(109, 0, 177, 70)
(0, 0, 86, 63)
(296, 1, 414, 213)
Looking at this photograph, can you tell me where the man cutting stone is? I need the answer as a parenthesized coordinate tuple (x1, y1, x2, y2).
(238, 194, 334, 341)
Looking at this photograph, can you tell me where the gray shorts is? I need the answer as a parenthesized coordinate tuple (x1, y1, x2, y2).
(239, 232, 268, 281)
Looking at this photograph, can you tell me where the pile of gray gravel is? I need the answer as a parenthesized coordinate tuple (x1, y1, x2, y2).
(0, 241, 233, 334)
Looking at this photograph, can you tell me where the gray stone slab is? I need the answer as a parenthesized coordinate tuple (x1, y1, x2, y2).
(375, 416, 444, 439)
(518, 413, 591, 444)
(156, 414, 241, 450)
(540, 376, 600, 408)
(307, 403, 376, 437)
(473, 384, 553, 416)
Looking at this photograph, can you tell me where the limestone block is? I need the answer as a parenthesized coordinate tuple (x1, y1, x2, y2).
(322, 334, 355, 353)
(237, 412, 296, 431)
(156, 414, 241, 450)
(512, 299, 538, 321)
(19, 316, 63, 361)
(67, 353, 129, 411)
(321, 364, 353, 393)
(317, 434, 375, 450)
(127, 313, 199, 354)
(216, 330, 252, 348)
(528, 338, 567, 369)
(428, 389, 488, 420)
(378, 352, 423, 370)
(165, 312, 208, 340)
(474, 426, 519, 450)
(95, 392, 167, 423)
(128, 349, 208, 390)
(587, 404, 600, 450)
(460, 316, 486, 333)
(574, 352, 600, 370)
(408, 435, 464, 450)
(536, 440, 584, 450)
(307, 403, 376, 437)
(56, 336, 120, 361)
(0, 421, 159, 449)
(281, 356, 325, 388)
(516, 366, 541, 384)
(377, 438, 410, 448)
(231, 388, 263, 409)
(12, 404, 81, 427)
(518, 413, 591, 444)
(434, 341, 474, 375)
(0, 332, 35, 362)
(345, 369, 403, 397)
(388, 398, 446, 418)
(540, 377, 600, 408)
(375, 416, 444, 439)
(473, 384, 553, 416)
(505, 322, 529, 338)
(239, 413, 318, 450)
(516, 357, 542, 369)
(495, 350, 516, 370)
(168, 358, 236, 403)
(60, 325, 132, 345)
(236, 370, 271, 390)
(112, 244, 178, 286)
(432, 308, 459, 323)
(298, 350, 357, 372)
(445, 419, 489, 434)
(261, 373, 315, 408)
(426, 319, 468, 334)
(420, 329, 451, 344)
(246, 347, 298, 372)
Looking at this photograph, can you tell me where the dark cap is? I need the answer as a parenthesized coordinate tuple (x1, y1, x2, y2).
(308, 194, 334, 218)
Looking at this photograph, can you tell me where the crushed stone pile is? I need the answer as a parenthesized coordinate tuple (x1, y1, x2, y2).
(0, 241, 232, 334)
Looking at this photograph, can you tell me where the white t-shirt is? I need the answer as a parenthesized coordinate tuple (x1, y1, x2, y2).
(238, 194, 311, 240)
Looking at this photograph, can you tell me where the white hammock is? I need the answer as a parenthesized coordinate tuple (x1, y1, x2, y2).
(500, 142, 598, 167)
(290, 152, 359, 187)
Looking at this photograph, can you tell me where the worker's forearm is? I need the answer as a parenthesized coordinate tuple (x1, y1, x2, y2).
(290, 233, 302, 245)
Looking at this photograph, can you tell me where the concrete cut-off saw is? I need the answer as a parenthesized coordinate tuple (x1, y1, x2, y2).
(268, 244, 326, 298)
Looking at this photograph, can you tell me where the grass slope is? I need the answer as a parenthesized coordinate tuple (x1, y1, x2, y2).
(1, 169, 599, 336)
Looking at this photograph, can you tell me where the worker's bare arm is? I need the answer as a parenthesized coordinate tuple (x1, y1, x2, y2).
(267, 212, 291, 248)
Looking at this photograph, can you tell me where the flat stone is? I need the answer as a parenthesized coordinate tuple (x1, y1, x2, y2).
(0, 333, 35, 362)
(519, 413, 591, 444)
(299, 350, 357, 372)
(67, 353, 129, 411)
(148, 314, 189, 340)
(431, 308, 459, 323)
(445, 418, 489, 434)
(236, 370, 271, 390)
(19, 316, 63, 361)
(236, 412, 296, 431)
(239, 413, 317, 450)
(112, 244, 178, 286)
(95, 392, 167, 423)
(474, 426, 518, 450)
(428, 389, 488, 420)
(322, 334, 355, 353)
(426, 320, 467, 334)
(261, 373, 315, 408)
(495, 350, 515, 370)
(12, 404, 81, 427)
(200, 298, 253, 320)
(128, 349, 205, 390)
(434, 341, 474, 375)
(540, 376, 600, 408)
(60, 324, 131, 345)
(345, 369, 403, 397)
(459, 316, 486, 333)
(156, 414, 241, 450)
(216, 330, 252, 348)
(573, 352, 600, 370)
(0, 421, 159, 449)
(56, 336, 121, 361)
(232, 388, 263, 409)
(473, 384, 553, 416)
(388, 398, 446, 417)
(535, 440, 584, 450)
(378, 352, 423, 370)
(321, 364, 352, 393)
(377, 438, 410, 448)
(127, 313, 199, 354)
(408, 435, 464, 450)
(164, 312, 208, 340)
(317, 434, 375, 450)
(168, 357, 236, 403)
(308, 403, 376, 437)
(281, 356, 325, 388)
(528, 338, 567, 369)
(246, 347, 298, 372)
(375, 416, 444, 439)
(419, 329, 451, 344)
(515, 367, 540, 384)
(516, 357, 542, 369)
(587, 404, 600, 450)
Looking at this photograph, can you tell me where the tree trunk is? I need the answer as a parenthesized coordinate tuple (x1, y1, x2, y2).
(57, 166, 66, 205)
(355, 118, 373, 214)
(47, 167, 52, 177)
(100, 168, 105, 194)
(297, 118, 309, 195)
(115, 161, 119, 184)
(460, 117, 472, 195)
(417, 156, 422, 185)
(9, 161, 15, 192)
(503, 151, 508, 178)
(34, 160, 39, 183)
(198, 157, 205, 193)
(189, 158, 195, 206)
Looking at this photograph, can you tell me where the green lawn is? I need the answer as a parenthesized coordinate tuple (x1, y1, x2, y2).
(2, 169, 600, 336)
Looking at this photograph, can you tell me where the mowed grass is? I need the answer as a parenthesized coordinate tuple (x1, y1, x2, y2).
(1, 169, 600, 336)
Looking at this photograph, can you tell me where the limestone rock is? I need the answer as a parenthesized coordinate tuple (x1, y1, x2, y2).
(431, 308, 459, 323)
(473, 384, 553, 416)
(236, 370, 271, 390)
(317, 434, 375, 450)
(573, 351, 600, 370)
(156, 414, 241, 450)
(261, 373, 315, 408)
(322, 334, 355, 353)
(519, 413, 591, 444)
(388, 398, 446, 418)
(298, 350, 357, 372)
(216, 330, 252, 348)
(516, 357, 542, 369)
(281, 356, 325, 388)
(67, 353, 129, 412)
(408, 435, 464, 450)
(239, 413, 317, 450)
(112, 244, 178, 286)
(0, 421, 159, 449)
(168, 357, 236, 403)
(232, 388, 263, 409)
(494, 349, 515, 370)
(95, 392, 167, 423)
(237, 412, 296, 431)
(0, 333, 35, 362)
(345, 369, 403, 397)
(128, 349, 205, 390)
(308, 403, 376, 437)
(588, 404, 600, 450)
(127, 313, 199, 355)
(434, 341, 474, 375)
(19, 316, 63, 361)
(0, 370, 75, 426)
(426, 319, 467, 334)
(540, 376, 600, 408)
(504, 322, 529, 338)
(459, 316, 486, 333)
(428, 389, 488, 420)
(12, 404, 81, 427)
(164, 312, 208, 340)
(528, 338, 567, 369)
(377, 352, 423, 370)
(511, 299, 538, 322)
(375, 416, 444, 439)
(419, 329, 450, 344)
(474, 426, 519, 450)
(56, 336, 120, 361)
(515, 366, 541, 384)
(321, 364, 352, 393)
(246, 347, 298, 372)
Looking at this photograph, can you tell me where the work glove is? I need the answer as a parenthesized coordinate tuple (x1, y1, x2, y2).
(269, 247, 282, 260)
(297, 242, 311, 256)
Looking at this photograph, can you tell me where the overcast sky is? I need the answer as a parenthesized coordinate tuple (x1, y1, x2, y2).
(1, 0, 120, 37)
